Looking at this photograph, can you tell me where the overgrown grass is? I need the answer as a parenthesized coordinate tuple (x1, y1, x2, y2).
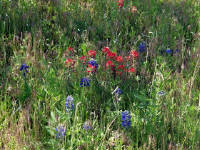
(0, 0, 199, 149)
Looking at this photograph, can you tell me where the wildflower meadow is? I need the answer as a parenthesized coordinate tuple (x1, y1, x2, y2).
(0, 0, 199, 149)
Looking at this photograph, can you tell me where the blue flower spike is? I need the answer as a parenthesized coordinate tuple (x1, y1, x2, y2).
(138, 42, 146, 52)
(19, 64, 29, 77)
(114, 87, 122, 97)
(56, 125, 66, 139)
(121, 110, 131, 129)
(65, 95, 74, 112)
(88, 59, 98, 73)
(80, 77, 90, 87)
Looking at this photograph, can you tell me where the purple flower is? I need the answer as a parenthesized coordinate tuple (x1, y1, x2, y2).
(19, 64, 29, 76)
(80, 78, 90, 87)
(56, 125, 66, 139)
(121, 110, 131, 129)
(65, 96, 74, 112)
(138, 42, 146, 52)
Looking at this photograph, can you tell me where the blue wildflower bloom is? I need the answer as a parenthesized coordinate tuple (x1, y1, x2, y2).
(65, 95, 74, 112)
(138, 42, 146, 52)
(83, 120, 92, 131)
(121, 110, 131, 129)
(165, 49, 172, 54)
(114, 87, 122, 97)
(56, 125, 66, 139)
(80, 77, 90, 87)
(19, 64, 29, 76)
(88, 60, 98, 73)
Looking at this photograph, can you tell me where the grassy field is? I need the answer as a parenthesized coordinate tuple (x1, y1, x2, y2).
(0, 0, 199, 149)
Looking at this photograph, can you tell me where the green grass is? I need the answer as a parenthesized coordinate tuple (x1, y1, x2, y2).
(0, 0, 199, 149)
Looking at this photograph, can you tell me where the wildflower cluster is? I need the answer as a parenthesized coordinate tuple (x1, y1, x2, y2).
(102, 47, 138, 78)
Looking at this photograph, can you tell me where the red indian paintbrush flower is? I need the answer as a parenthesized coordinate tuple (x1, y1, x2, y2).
(80, 56, 87, 64)
(115, 56, 123, 62)
(106, 51, 117, 59)
(67, 47, 74, 52)
(128, 67, 135, 73)
(130, 50, 139, 58)
(102, 47, 110, 54)
(117, 65, 125, 70)
(65, 58, 74, 67)
(117, 0, 124, 8)
(106, 60, 114, 68)
(88, 50, 96, 58)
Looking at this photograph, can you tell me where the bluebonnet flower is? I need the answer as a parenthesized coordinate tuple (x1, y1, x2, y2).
(88, 60, 98, 73)
(157, 91, 166, 96)
(80, 77, 90, 87)
(138, 42, 146, 52)
(121, 110, 131, 129)
(83, 120, 92, 131)
(165, 49, 172, 54)
(114, 87, 122, 97)
(56, 125, 66, 139)
(65, 95, 74, 112)
(19, 64, 29, 76)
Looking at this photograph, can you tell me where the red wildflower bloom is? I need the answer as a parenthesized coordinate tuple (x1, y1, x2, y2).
(65, 58, 74, 67)
(130, 50, 139, 58)
(80, 56, 87, 64)
(117, 0, 124, 8)
(67, 47, 74, 53)
(115, 56, 123, 62)
(106, 60, 114, 68)
(117, 65, 125, 70)
(106, 51, 117, 59)
(102, 47, 110, 54)
(128, 67, 135, 73)
(87, 64, 95, 73)
(88, 50, 96, 58)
